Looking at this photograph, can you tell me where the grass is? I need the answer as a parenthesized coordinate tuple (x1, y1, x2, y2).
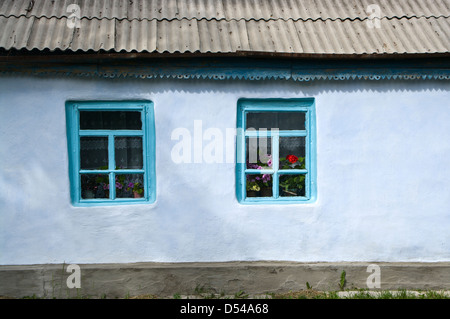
(339, 270, 346, 290)
(124, 289, 450, 299)
(272, 289, 450, 299)
(2, 283, 449, 300)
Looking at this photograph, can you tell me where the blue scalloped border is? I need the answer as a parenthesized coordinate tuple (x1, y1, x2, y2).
(1, 57, 449, 81)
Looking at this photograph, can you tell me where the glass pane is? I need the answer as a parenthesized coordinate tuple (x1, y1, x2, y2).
(279, 174, 306, 197)
(115, 174, 145, 198)
(246, 112, 305, 131)
(80, 111, 142, 130)
(246, 174, 273, 198)
(80, 174, 110, 199)
(115, 137, 143, 169)
(80, 137, 108, 170)
(279, 136, 306, 169)
(246, 136, 272, 168)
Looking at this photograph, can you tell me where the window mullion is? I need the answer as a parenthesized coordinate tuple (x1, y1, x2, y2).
(79, 130, 144, 136)
(272, 131, 280, 199)
(245, 130, 306, 137)
(245, 169, 274, 174)
(79, 169, 145, 174)
(108, 133, 116, 200)
(277, 169, 308, 174)
(278, 130, 307, 137)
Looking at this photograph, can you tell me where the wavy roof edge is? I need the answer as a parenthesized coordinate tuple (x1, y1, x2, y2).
(1, 14, 449, 22)
(1, 0, 449, 21)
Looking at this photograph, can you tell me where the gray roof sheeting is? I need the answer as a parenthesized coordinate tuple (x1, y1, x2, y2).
(0, 0, 449, 54)
(2, 0, 449, 20)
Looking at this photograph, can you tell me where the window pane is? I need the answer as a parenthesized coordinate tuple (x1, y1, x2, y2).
(80, 111, 142, 130)
(81, 174, 110, 199)
(80, 137, 108, 170)
(115, 137, 143, 169)
(279, 136, 306, 169)
(246, 112, 305, 131)
(246, 174, 273, 198)
(279, 174, 306, 197)
(115, 174, 144, 198)
(246, 136, 272, 168)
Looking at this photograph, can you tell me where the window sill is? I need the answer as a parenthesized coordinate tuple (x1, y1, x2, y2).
(72, 197, 156, 207)
(238, 196, 317, 205)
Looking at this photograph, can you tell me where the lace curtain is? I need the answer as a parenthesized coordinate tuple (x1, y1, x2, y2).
(80, 136, 143, 170)
(80, 111, 141, 130)
(246, 112, 306, 131)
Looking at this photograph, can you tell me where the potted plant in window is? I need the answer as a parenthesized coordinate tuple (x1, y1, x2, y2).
(259, 174, 272, 197)
(84, 189, 95, 199)
(246, 178, 261, 197)
(259, 154, 273, 197)
(126, 182, 144, 198)
(279, 174, 306, 196)
(279, 154, 306, 196)
(279, 154, 305, 169)
(82, 176, 96, 199)
(246, 154, 273, 197)
(94, 174, 110, 198)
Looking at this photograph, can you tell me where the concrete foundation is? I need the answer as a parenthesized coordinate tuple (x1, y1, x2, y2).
(0, 261, 449, 298)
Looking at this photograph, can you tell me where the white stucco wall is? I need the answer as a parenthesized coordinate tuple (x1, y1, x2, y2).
(0, 75, 449, 265)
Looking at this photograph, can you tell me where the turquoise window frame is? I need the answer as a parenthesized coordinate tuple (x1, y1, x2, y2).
(236, 98, 317, 204)
(65, 100, 156, 206)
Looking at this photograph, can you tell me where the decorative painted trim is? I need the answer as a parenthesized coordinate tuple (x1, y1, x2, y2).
(1, 57, 449, 81)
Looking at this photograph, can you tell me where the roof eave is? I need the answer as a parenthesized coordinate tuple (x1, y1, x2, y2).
(0, 48, 449, 63)
(0, 50, 449, 82)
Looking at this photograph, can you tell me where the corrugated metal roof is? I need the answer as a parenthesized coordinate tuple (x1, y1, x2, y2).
(2, 0, 449, 20)
(0, 0, 449, 54)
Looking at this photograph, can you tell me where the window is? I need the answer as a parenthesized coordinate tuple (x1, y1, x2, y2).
(66, 101, 156, 206)
(236, 99, 316, 204)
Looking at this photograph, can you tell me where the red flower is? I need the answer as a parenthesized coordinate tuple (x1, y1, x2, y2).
(286, 154, 298, 164)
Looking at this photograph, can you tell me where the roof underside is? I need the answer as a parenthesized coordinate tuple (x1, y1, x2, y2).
(0, 0, 449, 55)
